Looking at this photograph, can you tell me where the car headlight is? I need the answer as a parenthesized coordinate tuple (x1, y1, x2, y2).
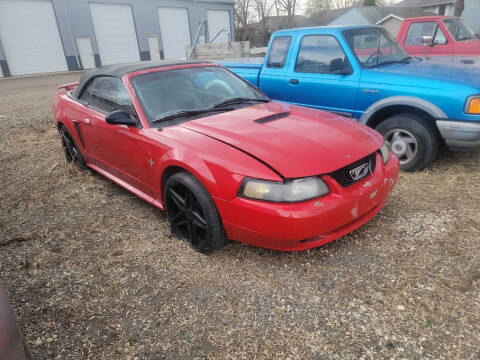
(380, 142, 390, 164)
(239, 176, 329, 202)
(466, 96, 480, 114)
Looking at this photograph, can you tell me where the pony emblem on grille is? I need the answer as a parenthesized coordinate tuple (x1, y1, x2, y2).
(349, 162, 371, 181)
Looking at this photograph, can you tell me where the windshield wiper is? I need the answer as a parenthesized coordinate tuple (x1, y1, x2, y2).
(369, 56, 412, 68)
(152, 107, 234, 123)
(213, 97, 270, 108)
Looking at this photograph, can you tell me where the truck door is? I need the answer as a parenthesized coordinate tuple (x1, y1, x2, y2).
(402, 21, 451, 59)
(282, 34, 359, 117)
(258, 35, 295, 102)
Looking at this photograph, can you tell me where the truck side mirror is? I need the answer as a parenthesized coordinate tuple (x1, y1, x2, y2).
(422, 35, 434, 59)
(422, 35, 434, 46)
(330, 58, 353, 75)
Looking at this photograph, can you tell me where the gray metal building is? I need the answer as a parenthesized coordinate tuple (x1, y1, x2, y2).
(0, 0, 234, 77)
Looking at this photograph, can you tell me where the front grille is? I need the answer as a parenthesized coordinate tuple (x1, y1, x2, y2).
(328, 152, 377, 187)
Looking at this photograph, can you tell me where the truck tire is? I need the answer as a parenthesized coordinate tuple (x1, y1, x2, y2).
(375, 114, 439, 172)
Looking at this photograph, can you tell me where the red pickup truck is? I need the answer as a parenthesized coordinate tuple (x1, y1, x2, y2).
(396, 16, 480, 65)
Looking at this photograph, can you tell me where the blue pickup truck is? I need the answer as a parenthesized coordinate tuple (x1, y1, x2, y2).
(222, 25, 480, 171)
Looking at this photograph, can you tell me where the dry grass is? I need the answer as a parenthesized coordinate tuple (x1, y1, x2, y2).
(1, 74, 480, 360)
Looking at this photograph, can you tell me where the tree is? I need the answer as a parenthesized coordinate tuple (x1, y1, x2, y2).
(454, 0, 464, 16)
(234, 0, 251, 30)
(254, 0, 275, 44)
(363, 0, 376, 6)
(305, 0, 330, 16)
(328, 0, 362, 9)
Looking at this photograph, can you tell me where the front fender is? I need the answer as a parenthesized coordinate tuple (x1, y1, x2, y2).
(359, 96, 447, 126)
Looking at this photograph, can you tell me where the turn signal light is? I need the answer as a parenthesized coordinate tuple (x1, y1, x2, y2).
(467, 98, 480, 114)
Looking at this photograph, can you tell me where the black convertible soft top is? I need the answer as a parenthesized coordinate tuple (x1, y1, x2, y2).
(72, 60, 209, 99)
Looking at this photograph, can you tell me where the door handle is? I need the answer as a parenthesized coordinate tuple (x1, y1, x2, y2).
(289, 79, 299, 85)
(83, 118, 91, 124)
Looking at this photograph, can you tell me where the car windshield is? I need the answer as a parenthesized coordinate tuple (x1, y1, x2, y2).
(131, 66, 266, 124)
(443, 18, 476, 41)
(343, 27, 410, 68)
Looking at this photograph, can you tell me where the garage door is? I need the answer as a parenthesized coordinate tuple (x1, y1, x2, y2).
(0, 0, 67, 76)
(158, 7, 191, 60)
(207, 10, 231, 43)
(90, 3, 140, 65)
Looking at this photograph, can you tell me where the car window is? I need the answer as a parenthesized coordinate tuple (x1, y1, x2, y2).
(79, 81, 94, 103)
(266, 36, 292, 68)
(88, 76, 135, 114)
(295, 35, 350, 74)
(405, 22, 447, 45)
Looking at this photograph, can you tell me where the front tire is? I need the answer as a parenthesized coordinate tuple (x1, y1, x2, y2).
(375, 114, 439, 171)
(164, 171, 228, 254)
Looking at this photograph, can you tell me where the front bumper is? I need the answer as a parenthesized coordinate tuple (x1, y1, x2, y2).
(214, 153, 400, 251)
(436, 120, 480, 151)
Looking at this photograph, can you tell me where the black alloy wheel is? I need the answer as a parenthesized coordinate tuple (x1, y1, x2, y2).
(60, 127, 86, 168)
(165, 172, 228, 253)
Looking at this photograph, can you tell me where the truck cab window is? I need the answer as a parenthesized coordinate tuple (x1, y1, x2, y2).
(266, 36, 292, 68)
(405, 22, 447, 45)
(295, 35, 350, 74)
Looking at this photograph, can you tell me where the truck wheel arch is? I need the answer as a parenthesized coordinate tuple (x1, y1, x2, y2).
(359, 96, 446, 129)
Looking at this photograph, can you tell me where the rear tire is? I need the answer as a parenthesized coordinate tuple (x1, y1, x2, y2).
(59, 126, 87, 169)
(164, 171, 228, 254)
(375, 114, 439, 172)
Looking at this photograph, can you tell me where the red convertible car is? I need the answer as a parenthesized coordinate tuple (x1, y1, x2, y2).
(53, 62, 399, 252)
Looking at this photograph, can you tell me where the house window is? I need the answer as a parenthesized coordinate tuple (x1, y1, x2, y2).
(438, 5, 446, 15)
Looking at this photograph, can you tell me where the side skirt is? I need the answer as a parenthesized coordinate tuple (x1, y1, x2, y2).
(87, 163, 165, 211)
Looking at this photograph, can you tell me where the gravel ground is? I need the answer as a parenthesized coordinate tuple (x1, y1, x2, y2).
(1, 73, 479, 360)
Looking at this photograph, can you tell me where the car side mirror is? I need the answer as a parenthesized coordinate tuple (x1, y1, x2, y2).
(105, 110, 137, 126)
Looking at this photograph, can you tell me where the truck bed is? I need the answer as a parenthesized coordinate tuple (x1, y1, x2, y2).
(220, 57, 264, 87)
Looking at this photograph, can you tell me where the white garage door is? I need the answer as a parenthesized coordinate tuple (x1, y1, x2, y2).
(158, 7, 191, 60)
(90, 3, 140, 65)
(0, 0, 67, 76)
(207, 10, 231, 43)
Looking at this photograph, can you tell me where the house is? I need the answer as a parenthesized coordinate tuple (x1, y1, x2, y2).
(395, 0, 456, 16)
(395, 0, 480, 32)
(0, 0, 235, 77)
(321, 6, 434, 36)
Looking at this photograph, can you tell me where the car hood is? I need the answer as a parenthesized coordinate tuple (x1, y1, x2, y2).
(180, 102, 382, 178)
(366, 59, 480, 89)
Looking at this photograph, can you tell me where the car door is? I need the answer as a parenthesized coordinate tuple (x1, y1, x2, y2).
(283, 34, 359, 117)
(403, 21, 451, 59)
(76, 76, 154, 197)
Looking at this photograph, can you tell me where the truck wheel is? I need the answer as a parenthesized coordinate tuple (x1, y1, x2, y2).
(375, 114, 439, 172)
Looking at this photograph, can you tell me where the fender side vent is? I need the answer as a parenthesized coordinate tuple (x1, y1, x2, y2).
(255, 112, 290, 124)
